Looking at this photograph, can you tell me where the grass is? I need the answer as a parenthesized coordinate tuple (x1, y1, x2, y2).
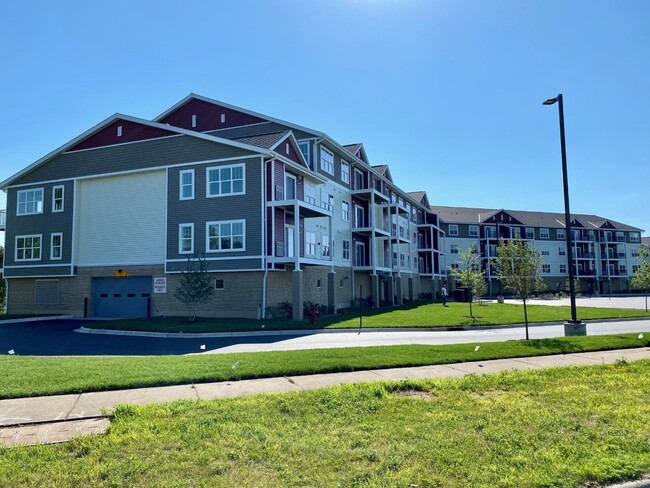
(3, 361, 650, 487)
(1, 332, 648, 399)
(86, 301, 650, 333)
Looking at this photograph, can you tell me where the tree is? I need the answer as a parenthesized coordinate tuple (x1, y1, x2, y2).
(496, 240, 546, 340)
(0, 245, 5, 315)
(173, 254, 215, 322)
(632, 246, 650, 312)
(449, 243, 485, 318)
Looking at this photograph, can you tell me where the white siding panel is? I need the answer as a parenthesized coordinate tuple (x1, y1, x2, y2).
(76, 171, 166, 265)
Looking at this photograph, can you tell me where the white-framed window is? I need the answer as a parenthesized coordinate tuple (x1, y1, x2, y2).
(322, 235, 330, 257)
(469, 225, 479, 238)
(633, 265, 640, 273)
(616, 231, 625, 242)
(557, 228, 565, 239)
(619, 264, 627, 274)
(541, 247, 550, 256)
(206, 164, 245, 197)
(50, 233, 63, 260)
(540, 228, 550, 239)
(298, 141, 311, 165)
(414, 257, 418, 270)
(179, 223, 194, 254)
(355, 205, 365, 228)
(542, 264, 551, 274)
(511, 227, 521, 239)
(320, 146, 334, 174)
(354, 169, 365, 190)
(450, 244, 459, 254)
(17, 188, 44, 215)
(400, 253, 406, 268)
(488, 244, 497, 257)
(560, 264, 567, 274)
(630, 232, 641, 243)
(589, 230, 595, 241)
(342, 201, 350, 222)
(52, 185, 64, 212)
(485, 226, 497, 239)
(604, 230, 612, 242)
(321, 192, 334, 212)
(448, 224, 458, 236)
(304, 184, 317, 205)
(179, 170, 194, 200)
(191, 114, 197, 128)
(450, 263, 460, 270)
(305, 231, 316, 256)
(341, 161, 350, 184)
(559, 247, 566, 256)
(342, 239, 350, 260)
(15, 234, 42, 261)
(632, 249, 640, 258)
(206, 220, 245, 252)
(525, 228, 534, 239)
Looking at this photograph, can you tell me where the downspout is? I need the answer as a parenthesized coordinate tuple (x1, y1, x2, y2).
(262, 156, 276, 319)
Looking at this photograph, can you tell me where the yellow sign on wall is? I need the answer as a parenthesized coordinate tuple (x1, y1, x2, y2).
(112, 270, 128, 277)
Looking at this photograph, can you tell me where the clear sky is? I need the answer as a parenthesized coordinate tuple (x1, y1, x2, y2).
(1, 0, 649, 248)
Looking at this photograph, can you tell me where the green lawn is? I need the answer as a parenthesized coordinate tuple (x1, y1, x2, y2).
(1, 333, 648, 399)
(86, 302, 650, 333)
(3, 361, 650, 487)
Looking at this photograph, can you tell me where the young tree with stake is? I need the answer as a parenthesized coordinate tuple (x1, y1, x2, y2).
(174, 254, 216, 322)
(449, 243, 485, 318)
(632, 246, 650, 312)
(496, 240, 546, 340)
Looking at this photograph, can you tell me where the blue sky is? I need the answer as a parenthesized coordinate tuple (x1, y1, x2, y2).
(1, 0, 649, 247)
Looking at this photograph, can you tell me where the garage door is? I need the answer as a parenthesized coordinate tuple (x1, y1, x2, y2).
(93, 276, 152, 318)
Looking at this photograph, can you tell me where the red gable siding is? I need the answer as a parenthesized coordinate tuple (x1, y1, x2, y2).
(484, 211, 523, 225)
(160, 98, 266, 132)
(69, 120, 176, 151)
(274, 138, 302, 165)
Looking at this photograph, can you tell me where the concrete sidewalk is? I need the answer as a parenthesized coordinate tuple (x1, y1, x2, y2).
(2, 347, 650, 447)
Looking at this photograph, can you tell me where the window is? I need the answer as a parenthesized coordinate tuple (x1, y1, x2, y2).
(615, 231, 625, 242)
(557, 229, 565, 239)
(191, 114, 197, 128)
(298, 141, 311, 165)
(355, 205, 365, 228)
(322, 235, 330, 257)
(450, 244, 459, 254)
(542, 264, 551, 274)
(17, 188, 44, 215)
(633, 265, 640, 273)
(619, 264, 627, 274)
(341, 201, 349, 222)
(52, 185, 64, 212)
(215, 279, 224, 290)
(179, 170, 194, 200)
(304, 184, 317, 205)
(488, 245, 497, 257)
(117, 125, 123, 137)
(511, 227, 521, 239)
(448, 224, 458, 236)
(630, 232, 641, 243)
(560, 264, 567, 274)
(525, 228, 534, 239)
(206, 164, 244, 197)
(220, 113, 226, 123)
(450, 263, 459, 270)
(305, 231, 316, 256)
(588, 230, 595, 241)
(206, 220, 245, 251)
(320, 146, 334, 174)
(342, 239, 350, 260)
(321, 192, 334, 212)
(354, 169, 364, 190)
(341, 161, 350, 184)
(540, 228, 549, 239)
(469, 225, 479, 238)
(541, 247, 550, 256)
(15, 235, 42, 261)
(604, 231, 612, 242)
(559, 247, 566, 256)
(485, 226, 496, 239)
(285, 174, 296, 200)
(400, 253, 406, 268)
(632, 249, 640, 258)
(50, 233, 63, 260)
(179, 224, 194, 254)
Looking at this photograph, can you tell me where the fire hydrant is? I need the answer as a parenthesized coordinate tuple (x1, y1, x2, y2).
(310, 304, 317, 325)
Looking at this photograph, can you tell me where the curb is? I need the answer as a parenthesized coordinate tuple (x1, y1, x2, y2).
(74, 316, 650, 339)
(0, 315, 75, 325)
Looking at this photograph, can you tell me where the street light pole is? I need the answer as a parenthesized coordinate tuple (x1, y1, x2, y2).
(543, 93, 586, 335)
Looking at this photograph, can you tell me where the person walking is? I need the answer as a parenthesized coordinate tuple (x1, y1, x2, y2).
(441, 285, 448, 307)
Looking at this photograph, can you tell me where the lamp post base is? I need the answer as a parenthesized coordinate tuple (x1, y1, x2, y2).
(564, 321, 586, 336)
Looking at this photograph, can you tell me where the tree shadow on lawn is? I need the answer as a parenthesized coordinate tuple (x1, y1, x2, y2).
(524, 338, 586, 354)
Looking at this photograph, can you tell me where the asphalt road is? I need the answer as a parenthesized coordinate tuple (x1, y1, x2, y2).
(1, 318, 649, 357)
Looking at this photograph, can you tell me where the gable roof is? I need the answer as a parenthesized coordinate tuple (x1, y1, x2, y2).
(0, 114, 286, 189)
(371, 164, 393, 182)
(430, 205, 644, 232)
(343, 143, 369, 163)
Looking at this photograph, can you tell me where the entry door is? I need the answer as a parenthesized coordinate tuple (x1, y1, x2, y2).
(285, 174, 296, 200)
(355, 242, 365, 266)
(285, 225, 295, 257)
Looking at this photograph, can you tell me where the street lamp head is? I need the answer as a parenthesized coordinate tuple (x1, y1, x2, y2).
(543, 97, 558, 106)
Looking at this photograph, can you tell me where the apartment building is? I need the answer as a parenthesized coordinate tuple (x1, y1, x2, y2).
(0, 94, 445, 320)
(432, 206, 644, 296)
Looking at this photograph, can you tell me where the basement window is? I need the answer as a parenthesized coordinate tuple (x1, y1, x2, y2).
(215, 279, 225, 290)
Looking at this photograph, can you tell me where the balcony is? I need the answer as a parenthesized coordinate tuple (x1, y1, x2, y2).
(351, 185, 390, 203)
(0, 209, 5, 231)
(270, 185, 331, 218)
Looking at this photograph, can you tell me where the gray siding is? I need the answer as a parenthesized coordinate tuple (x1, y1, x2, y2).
(166, 156, 264, 266)
(4, 181, 74, 272)
(14, 135, 257, 185)
(166, 258, 263, 273)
